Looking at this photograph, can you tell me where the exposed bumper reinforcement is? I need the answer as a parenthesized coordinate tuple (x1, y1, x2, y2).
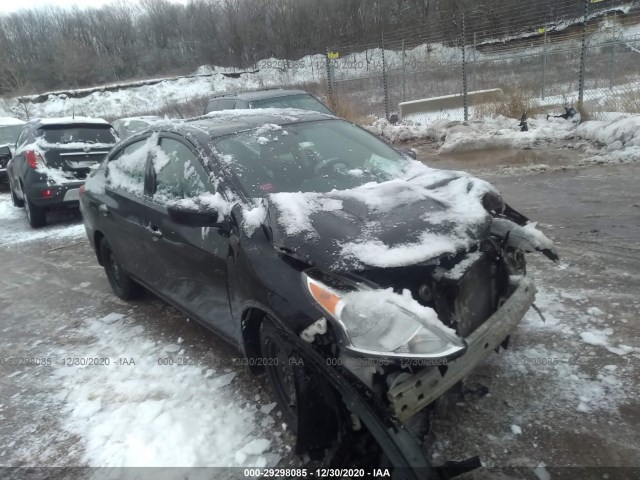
(388, 276, 536, 421)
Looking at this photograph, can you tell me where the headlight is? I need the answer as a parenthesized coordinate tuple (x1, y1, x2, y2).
(303, 272, 466, 359)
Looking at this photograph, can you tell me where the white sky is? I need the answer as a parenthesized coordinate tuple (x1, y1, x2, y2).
(0, 0, 188, 14)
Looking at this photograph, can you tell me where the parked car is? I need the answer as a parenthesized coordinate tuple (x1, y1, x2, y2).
(112, 115, 161, 140)
(80, 110, 556, 476)
(0, 117, 26, 184)
(203, 89, 334, 115)
(8, 117, 117, 227)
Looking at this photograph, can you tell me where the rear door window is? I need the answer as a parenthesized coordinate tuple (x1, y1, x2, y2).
(16, 128, 29, 148)
(205, 100, 220, 113)
(250, 94, 333, 114)
(153, 137, 208, 204)
(217, 99, 236, 110)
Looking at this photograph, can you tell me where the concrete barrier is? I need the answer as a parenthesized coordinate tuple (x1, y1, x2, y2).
(399, 88, 504, 119)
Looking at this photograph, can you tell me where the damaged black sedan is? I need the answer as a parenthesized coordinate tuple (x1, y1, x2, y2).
(80, 110, 557, 479)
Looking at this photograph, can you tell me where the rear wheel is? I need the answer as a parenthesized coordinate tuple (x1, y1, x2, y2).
(24, 192, 46, 228)
(100, 238, 142, 300)
(260, 320, 302, 434)
(9, 178, 24, 207)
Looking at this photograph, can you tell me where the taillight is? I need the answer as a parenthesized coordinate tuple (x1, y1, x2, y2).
(41, 189, 55, 198)
(79, 185, 85, 195)
(25, 150, 43, 169)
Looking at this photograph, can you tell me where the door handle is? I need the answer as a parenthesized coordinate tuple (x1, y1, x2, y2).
(98, 204, 109, 216)
(146, 225, 163, 240)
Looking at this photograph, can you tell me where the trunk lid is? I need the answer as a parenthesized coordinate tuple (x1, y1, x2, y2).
(36, 124, 116, 180)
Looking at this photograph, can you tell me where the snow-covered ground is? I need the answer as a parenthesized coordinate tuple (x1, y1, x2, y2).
(0, 194, 287, 471)
(49, 312, 279, 469)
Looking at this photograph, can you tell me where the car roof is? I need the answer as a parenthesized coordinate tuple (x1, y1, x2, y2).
(208, 89, 311, 102)
(114, 116, 161, 123)
(175, 108, 337, 139)
(0, 117, 26, 126)
(26, 117, 111, 128)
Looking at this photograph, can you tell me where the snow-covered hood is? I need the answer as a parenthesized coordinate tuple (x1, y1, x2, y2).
(265, 167, 497, 272)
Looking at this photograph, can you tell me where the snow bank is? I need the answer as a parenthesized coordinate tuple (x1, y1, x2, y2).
(0, 116, 25, 125)
(368, 115, 578, 153)
(577, 115, 640, 147)
(575, 116, 640, 166)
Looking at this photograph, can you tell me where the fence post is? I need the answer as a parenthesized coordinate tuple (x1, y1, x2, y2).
(542, 26, 548, 99)
(461, 13, 469, 122)
(609, 28, 617, 91)
(381, 34, 389, 121)
(473, 32, 477, 91)
(578, 0, 590, 108)
(325, 48, 334, 107)
(402, 39, 407, 102)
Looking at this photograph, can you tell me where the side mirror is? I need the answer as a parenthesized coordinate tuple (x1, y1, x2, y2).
(0, 145, 12, 160)
(399, 149, 417, 160)
(167, 205, 220, 227)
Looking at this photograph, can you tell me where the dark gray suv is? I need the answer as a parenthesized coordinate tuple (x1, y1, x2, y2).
(203, 89, 334, 115)
(7, 117, 117, 227)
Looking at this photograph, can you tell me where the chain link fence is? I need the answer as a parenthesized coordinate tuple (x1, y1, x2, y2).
(322, 0, 640, 122)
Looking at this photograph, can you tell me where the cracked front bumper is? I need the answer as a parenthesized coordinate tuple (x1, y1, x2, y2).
(388, 276, 536, 421)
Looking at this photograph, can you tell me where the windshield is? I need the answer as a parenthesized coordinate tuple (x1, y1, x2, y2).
(213, 119, 408, 197)
(250, 94, 333, 115)
(37, 125, 117, 145)
(0, 125, 24, 145)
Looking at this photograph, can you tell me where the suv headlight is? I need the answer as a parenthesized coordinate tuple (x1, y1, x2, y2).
(302, 272, 466, 359)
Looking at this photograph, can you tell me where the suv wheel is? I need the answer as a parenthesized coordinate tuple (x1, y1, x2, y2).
(9, 178, 24, 207)
(24, 192, 46, 228)
(260, 320, 302, 433)
(100, 238, 142, 300)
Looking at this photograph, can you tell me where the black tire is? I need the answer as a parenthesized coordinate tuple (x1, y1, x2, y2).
(24, 192, 46, 228)
(9, 178, 24, 207)
(260, 320, 302, 434)
(100, 238, 142, 300)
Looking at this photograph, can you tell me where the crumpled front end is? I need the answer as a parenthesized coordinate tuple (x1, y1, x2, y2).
(387, 275, 535, 420)
(322, 201, 556, 423)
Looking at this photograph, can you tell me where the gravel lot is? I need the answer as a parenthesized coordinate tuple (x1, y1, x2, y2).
(1, 148, 638, 479)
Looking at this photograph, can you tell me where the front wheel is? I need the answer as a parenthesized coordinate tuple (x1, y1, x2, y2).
(100, 238, 142, 300)
(260, 320, 303, 434)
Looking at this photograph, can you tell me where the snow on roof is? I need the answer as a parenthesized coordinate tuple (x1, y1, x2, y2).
(199, 107, 328, 122)
(34, 116, 110, 126)
(189, 108, 334, 137)
(115, 115, 162, 123)
(0, 117, 26, 126)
